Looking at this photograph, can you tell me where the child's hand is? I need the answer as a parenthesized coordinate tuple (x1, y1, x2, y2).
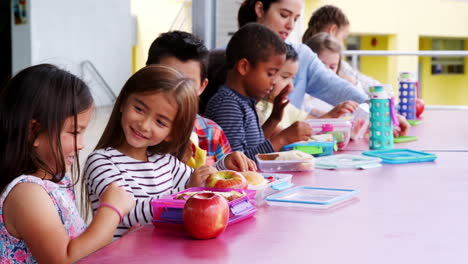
(322, 101, 358, 118)
(269, 83, 290, 121)
(394, 114, 410, 137)
(100, 183, 135, 216)
(270, 121, 313, 151)
(187, 165, 218, 188)
(224, 151, 257, 172)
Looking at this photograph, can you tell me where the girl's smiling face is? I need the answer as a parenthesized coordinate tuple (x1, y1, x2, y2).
(118, 91, 178, 160)
(33, 107, 93, 176)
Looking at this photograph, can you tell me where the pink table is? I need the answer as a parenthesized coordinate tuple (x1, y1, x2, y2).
(345, 109, 468, 151)
(77, 150, 468, 264)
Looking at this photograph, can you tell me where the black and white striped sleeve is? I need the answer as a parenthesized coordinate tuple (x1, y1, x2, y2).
(85, 152, 131, 197)
(170, 155, 194, 193)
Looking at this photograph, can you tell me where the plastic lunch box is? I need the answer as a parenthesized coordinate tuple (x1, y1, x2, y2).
(247, 173, 293, 202)
(255, 154, 315, 172)
(151, 187, 257, 228)
(282, 140, 335, 157)
(306, 119, 352, 150)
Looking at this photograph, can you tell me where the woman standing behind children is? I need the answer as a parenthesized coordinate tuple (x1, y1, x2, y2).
(237, 0, 368, 109)
(85, 65, 251, 238)
(205, 23, 312, 160)
(0, 64, 134, 263)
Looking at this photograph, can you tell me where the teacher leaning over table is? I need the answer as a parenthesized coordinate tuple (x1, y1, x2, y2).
(237, 0, 368, 108)
(237, 0, 410, 137)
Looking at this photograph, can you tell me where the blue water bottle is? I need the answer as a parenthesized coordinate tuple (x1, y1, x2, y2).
(369, 85, 394, 149)
(398, 72, 417, 120)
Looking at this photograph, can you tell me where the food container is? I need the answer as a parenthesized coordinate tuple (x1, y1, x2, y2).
(350, 103, 370, 140)
(255, 153, 315, 172)
(151, 187, 257, 228)
(265, 186, 358, 209)
(247, 173, 293, 202)
(306, 119, 352, 150)
(282, 141, 335, 157)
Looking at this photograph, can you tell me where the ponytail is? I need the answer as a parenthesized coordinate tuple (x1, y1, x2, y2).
(238, 0, 279, 28)
(302, 5, 349, 43)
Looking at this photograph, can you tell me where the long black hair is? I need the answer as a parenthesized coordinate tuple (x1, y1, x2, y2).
(0, 64, 93, 194)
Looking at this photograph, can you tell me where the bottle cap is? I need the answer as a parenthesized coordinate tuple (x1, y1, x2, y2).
(399, 72, 417, 82)
(370, 85, 389, 99)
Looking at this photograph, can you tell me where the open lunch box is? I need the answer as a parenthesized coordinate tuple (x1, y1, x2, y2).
(248, 172, 358, 209)
(255, 152, 315, 172)
(306, 119, 352, 150)
(247, 173, 293, 202)
(151, 187, 257, 228)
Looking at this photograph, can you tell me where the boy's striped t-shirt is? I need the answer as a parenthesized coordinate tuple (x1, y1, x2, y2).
(85, 147, 226, 238)
(204, 85, 274, 160)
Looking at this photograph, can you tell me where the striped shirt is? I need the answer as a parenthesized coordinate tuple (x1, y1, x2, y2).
(205, 85, 274, 160)
(85, 147, 226, 238)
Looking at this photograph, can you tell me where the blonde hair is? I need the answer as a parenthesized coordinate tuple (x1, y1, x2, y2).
(305, 32, 343, 73)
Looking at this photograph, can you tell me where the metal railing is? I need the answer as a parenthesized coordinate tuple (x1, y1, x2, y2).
(343, 50, 468, 70)
(80, 60, 117, 104)
(342, 50, 468, 109)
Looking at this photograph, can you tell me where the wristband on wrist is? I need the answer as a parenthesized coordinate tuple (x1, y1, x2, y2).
(99, 203, 123, 223)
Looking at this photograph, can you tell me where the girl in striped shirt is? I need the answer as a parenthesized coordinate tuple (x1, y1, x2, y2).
(85, 65, 254, 238)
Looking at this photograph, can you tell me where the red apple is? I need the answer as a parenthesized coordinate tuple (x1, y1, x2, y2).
(416, 98, 425, 117)
(183, 192, 229, 239)
(205, 170, 248, 189)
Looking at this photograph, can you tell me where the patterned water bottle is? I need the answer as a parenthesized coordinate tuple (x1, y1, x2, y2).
(369, 85, 394, 149)
(398, 72, 417, 120)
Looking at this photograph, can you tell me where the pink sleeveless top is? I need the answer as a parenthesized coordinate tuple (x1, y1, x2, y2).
(0, 175, 87, 263)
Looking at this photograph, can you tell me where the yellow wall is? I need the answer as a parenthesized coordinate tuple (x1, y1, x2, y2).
(131, 0, 192, 72)
(419, 38, 468, 105)
(305, 0, 468, 105)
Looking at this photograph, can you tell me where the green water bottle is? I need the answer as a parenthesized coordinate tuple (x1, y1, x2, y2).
(369, 85, 393, 149)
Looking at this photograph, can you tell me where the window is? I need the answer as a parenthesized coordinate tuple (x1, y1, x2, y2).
(344, 35, 361, 70)
(431, 39, 465, 75)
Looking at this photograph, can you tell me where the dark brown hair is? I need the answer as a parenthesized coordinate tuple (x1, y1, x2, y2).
(199, 50, 228, 115)
(238, 0, 280, 27)
(305, 32, 343, 73)
(95, 65, 198, 159)
(0, 64, 93, 195)
(302, 5, 349, 43)
(146, 31, 209, 83)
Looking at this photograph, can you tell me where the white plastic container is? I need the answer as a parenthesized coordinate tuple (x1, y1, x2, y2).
(306, 119, 352, 150)
(255, 154, 315, 172)
(247, 173, 293, 202)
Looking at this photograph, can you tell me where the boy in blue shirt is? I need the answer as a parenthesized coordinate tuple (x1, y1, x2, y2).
(205, 23, 312, 160)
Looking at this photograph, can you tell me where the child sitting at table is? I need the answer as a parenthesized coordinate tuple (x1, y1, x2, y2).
(204, 23, 313, 160)
(303, 4, 410, 137)
(0, 64, 134, 263)
(257, 43, 358, 138)
(85, 65, 254, 238)
(145, 31, 252, 169)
